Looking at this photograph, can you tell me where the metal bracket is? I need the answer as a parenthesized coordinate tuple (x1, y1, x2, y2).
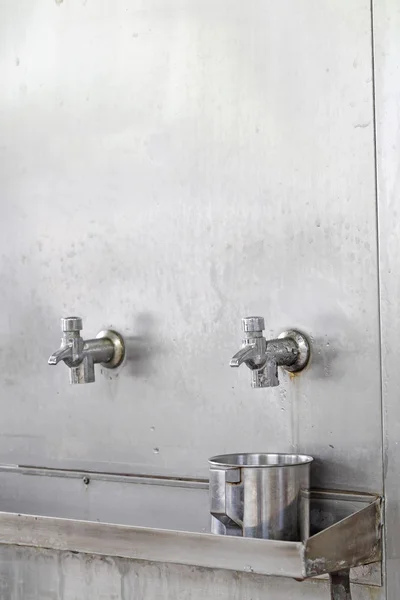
(330, 570, 351, 600)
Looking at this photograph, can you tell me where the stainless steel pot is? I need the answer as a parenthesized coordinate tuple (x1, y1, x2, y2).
(209, 453, 313, 541)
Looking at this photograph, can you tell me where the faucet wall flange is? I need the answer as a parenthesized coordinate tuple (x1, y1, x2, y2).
(96, 329, 125, 369)
(278, 329, 310, 373)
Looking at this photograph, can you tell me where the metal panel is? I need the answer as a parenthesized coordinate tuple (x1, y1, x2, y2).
(372, 0, 400, 598)
(0, 0, 381, 495)
(0, 1, 387, 598)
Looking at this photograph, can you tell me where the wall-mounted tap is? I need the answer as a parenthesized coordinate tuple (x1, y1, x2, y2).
(230, 317, 310, 388)
(48, 317, 125, 384)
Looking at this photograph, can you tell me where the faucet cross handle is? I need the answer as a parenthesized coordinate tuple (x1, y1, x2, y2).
(47, 345, 73, 366)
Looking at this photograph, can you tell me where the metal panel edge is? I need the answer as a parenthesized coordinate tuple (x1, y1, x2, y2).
(372, 0, 400, 598)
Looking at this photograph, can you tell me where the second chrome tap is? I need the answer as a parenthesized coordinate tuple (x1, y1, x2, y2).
(230, 317, 310, 388)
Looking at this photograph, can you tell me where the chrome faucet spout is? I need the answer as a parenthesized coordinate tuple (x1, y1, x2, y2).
(230, 344, 257, 367)
(48, 344, 73, 365)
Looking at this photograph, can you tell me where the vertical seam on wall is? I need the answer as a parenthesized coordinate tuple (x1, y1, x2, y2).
(369, 0, 387, 595)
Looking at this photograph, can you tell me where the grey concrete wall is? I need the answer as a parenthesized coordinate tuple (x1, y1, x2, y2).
(0, 546, 383, 600)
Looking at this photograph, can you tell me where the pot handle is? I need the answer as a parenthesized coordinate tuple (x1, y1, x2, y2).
(209, 468, 242, 536)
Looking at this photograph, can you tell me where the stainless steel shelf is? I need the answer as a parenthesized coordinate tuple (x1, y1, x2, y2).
(0, 497, 381, 581)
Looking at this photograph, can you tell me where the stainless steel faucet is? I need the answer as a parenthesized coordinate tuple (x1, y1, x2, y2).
(230, 317, 310, 388)
(48, 317, 125, 384)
